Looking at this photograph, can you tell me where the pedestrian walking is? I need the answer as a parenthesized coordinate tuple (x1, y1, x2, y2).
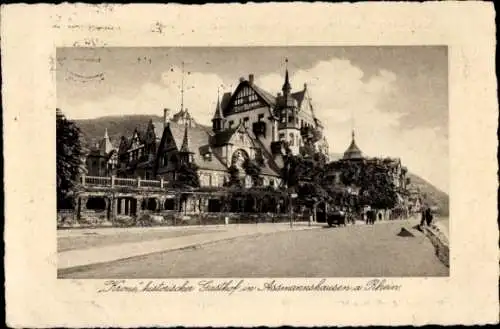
(425, 207, 434, 226)
(419, 207, 426, 228)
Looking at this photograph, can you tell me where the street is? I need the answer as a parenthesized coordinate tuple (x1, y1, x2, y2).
(59, 220, 449, 278)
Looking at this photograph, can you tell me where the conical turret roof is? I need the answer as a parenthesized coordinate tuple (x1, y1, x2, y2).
(179, 123, 193, 154)
(282, 68, 291, 95)
(212, 92, 224, 120)
(99, 128, 115, 154)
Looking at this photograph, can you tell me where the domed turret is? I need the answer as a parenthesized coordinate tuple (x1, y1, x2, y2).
(343, 130, 363, 160)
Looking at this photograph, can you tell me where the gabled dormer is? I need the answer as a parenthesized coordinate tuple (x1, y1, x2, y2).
(131, 129, 142, 149)
(118, 136, 129, 155)
(223, 75, 276, 117)
(144, 119, 157, 144)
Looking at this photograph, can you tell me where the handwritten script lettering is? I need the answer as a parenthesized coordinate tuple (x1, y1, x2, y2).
(96, 279, 401, 294)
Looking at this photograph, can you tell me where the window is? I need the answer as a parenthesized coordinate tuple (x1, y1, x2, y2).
(258, 113, 264, 121)
(289, 133, 294, 146)
(229, 120, 234, 128)
(288, 116, 294, 123)
(256, 149, 263, 162)
(279, 133, 285, 141)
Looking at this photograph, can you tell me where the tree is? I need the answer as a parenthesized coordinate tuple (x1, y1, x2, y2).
(280, 151, 332, 212)
(243, 159, 263, 186)
(173, 162, 200, 188)
(56, 109, 85, 209)
(224, 165, 242, 188)
(345, 160, 398, 210)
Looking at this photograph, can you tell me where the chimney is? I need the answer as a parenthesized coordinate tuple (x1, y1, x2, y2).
(248, 74, 254, 85)
(163, 108, 170, 128)
(303, 83, 307, 90)
(239, 77, 245, 83)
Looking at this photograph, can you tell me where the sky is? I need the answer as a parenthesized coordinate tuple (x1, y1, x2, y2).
(57, 46, 449, 193)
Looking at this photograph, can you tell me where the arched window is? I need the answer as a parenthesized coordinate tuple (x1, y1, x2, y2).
(289, 133, 294, 146)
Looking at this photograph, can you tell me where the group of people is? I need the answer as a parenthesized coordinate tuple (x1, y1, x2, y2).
(365, 209, 377, 225)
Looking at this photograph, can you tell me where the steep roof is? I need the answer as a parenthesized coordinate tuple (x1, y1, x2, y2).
(152, 121, 164, 140)
(167, 121, 228, 171)
(291, 90, 306, 108)
(211, 126, 239, 146)
(251, 137, 282, 176)
(220, 92, 232, 112)
(251, 83, 277, 106)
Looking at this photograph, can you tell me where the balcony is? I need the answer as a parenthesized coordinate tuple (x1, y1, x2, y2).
(278, 121, 300, 130)
(80, 174, 166, 189)
(301, 126, 322, 142)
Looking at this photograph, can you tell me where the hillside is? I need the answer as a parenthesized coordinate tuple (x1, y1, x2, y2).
(76, 115, 164, 148)
(73, 115, 448, 215)
(406, 172, 449, 216)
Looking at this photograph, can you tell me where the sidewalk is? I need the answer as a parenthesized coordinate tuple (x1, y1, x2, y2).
(58, 223, 318, 270)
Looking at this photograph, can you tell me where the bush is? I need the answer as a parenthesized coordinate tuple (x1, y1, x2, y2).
(136, 213, 166, 226)
(114, 215, 136, 227)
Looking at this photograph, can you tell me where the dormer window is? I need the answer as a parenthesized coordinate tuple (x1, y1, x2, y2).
(204, 153, 212, 161)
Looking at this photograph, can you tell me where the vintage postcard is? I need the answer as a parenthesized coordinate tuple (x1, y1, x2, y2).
(2, 2, 498, 327)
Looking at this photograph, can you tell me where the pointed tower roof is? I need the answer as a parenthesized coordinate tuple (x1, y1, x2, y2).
(343, 130, 363, 160)
(99, 128, 115, 154)
(212, 90, 224, 120)
(282, 58, 292, 95)
(179, 122, 193, 154)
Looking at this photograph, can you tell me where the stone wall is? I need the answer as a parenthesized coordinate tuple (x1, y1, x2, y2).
(423, 224, 450, 268)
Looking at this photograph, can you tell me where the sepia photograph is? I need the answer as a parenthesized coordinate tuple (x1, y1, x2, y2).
(4, 3, 497, 327)
(56, 46, 450, 279)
